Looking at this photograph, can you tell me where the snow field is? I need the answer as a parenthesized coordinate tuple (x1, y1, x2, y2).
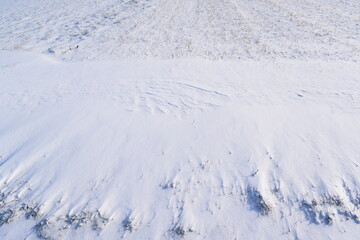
(0, 0, 359, 61)
(0, 51, 360, 239)
(1, 0, 360, 239)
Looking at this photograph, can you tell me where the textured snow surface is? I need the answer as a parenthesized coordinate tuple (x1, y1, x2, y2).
(1, 0, 359, 61)
(1, 51, 360, 239)
(1, 0, 360, 239)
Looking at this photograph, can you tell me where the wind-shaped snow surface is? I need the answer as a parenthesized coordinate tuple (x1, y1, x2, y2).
(1, 0, 360, 239)
(0, 51, 360, 239)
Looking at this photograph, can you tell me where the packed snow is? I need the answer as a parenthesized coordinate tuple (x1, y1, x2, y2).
(0, 0, 360, 239)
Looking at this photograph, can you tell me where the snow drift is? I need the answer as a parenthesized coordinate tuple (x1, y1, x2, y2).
(1, 51, 360, 239)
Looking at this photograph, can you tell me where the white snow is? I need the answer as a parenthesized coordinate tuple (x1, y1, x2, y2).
(1, 0, 359, 61)
(1, 0, 360, 239)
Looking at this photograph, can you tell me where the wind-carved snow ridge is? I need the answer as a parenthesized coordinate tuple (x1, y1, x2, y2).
(0, 149, 360, 239)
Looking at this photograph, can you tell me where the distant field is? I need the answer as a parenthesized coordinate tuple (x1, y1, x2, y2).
(1, 0, 359, 61)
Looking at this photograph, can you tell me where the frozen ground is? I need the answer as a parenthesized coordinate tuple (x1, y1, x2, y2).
(1, 0, 360, 239)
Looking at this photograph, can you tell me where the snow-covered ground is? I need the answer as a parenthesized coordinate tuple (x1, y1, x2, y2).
(1, 0, 359, 61)
(1, 0, 360, 239)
